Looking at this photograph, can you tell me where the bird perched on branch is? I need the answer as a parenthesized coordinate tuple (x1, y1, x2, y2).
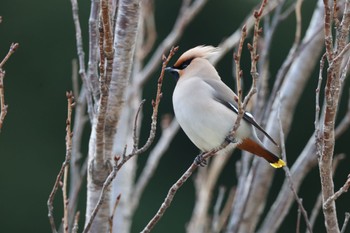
(165, 45, 285, 168)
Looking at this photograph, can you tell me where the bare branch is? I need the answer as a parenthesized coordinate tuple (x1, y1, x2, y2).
(72, 212, 80, 233)
(68, 88, 88, 227)
(233, 25, 247, 112)
(87, 0, 100, 104)
(340, 212, 350, 233)
(130, 117, 180, 212)
(0, 42, 19, 68)
(47, 92, 75, 233)
(296, 199, 302, 233)
(0, 43, 19, 131)
(109, 194, 121, 233)
(70, 0, 94, 121)
(117, 46, 178, 170)
(318, 1, 350, 231)
(278, 94, 313, 233)
(0, 70, 8, 131)
(141, 161, 201, 233)
(186, 152, 232, 232)
(315, 54, 326, 132)
(212, 187, 226, 233)
(324, 174, 350, 209)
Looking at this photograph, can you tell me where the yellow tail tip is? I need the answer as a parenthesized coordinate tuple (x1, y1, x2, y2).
(270, 159, 286, 168)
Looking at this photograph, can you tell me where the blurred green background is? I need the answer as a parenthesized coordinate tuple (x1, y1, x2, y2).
(0, 0, 349, 232)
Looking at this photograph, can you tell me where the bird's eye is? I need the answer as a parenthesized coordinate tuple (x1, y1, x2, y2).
(178, 58, 193, 70)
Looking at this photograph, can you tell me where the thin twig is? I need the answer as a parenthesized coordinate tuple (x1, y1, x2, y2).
(72, 212, 80, 233)
(0, 70, 8, 131)
(117, 46, 178, 170)
(47, 92, 75, 233)
(130, 117, 180, 213)
(315, 54, 327, 130)
(218, 187, 236, 232)
(70, 0, 94, 121)
(0, 43, 19, 68)
(278, 93, 313, 233)
(340, 212, 350, 233)
(323, 174, 350, 209)
(309, 192, 322, 232)
(109, 194, 121, 233)
(212, 187, 226, 233)
(243, 0, 267, 109)
(62, 92, 74, 233)
(71, 59, 79, 98)
(0, 43, 19, 131)
(296, 199, 302, 233)
(62, 165, 69, 233)
(233, 25, 247, 112)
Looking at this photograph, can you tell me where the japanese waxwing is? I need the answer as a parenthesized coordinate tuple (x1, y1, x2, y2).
(165, 45, 285, 168)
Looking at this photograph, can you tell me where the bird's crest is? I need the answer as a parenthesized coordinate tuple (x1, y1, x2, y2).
(173, 45, 220, 68)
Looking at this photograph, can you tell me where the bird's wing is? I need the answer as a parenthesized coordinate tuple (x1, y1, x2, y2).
(203, 79, 278, 146)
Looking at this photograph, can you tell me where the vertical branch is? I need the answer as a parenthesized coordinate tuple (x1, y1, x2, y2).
(94, 0, 115, 166)
(318, 0, 350, 232)
(323, 0, 334, 61)
(87, 0, 100, 104)
(72, 212, 80, 233)
(233, 25, 247, 112)
(47, 92, 75, 233)
(103, 0, 141, 161)
(62, 92, 74, 233)
(70, 0, 94, 121)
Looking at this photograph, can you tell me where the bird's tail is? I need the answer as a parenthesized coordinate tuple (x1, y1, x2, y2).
(237, 138, 286, 168)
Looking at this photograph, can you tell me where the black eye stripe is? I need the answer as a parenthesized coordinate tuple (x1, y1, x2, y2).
(174, 58, 193, 70)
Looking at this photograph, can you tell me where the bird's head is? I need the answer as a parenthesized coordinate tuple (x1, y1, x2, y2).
(165, 45, 220, 80)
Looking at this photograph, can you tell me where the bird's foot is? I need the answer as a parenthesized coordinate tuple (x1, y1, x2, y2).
(195, 152, 207, 167)
(225, 135, 237, 144)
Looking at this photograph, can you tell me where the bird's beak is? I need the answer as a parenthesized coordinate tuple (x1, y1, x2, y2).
(165, 67, 179, 80)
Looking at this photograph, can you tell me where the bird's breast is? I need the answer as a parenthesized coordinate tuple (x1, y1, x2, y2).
(173, 78, 250, 152)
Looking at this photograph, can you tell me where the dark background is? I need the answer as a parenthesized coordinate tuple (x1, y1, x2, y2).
(0, 0, 349, 232)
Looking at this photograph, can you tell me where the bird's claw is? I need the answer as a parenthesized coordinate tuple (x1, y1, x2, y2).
(195, 153, 207, 167)
(225, 135, 237, 143)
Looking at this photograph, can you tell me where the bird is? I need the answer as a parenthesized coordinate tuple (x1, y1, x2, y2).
(165, 45, 285, 168)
